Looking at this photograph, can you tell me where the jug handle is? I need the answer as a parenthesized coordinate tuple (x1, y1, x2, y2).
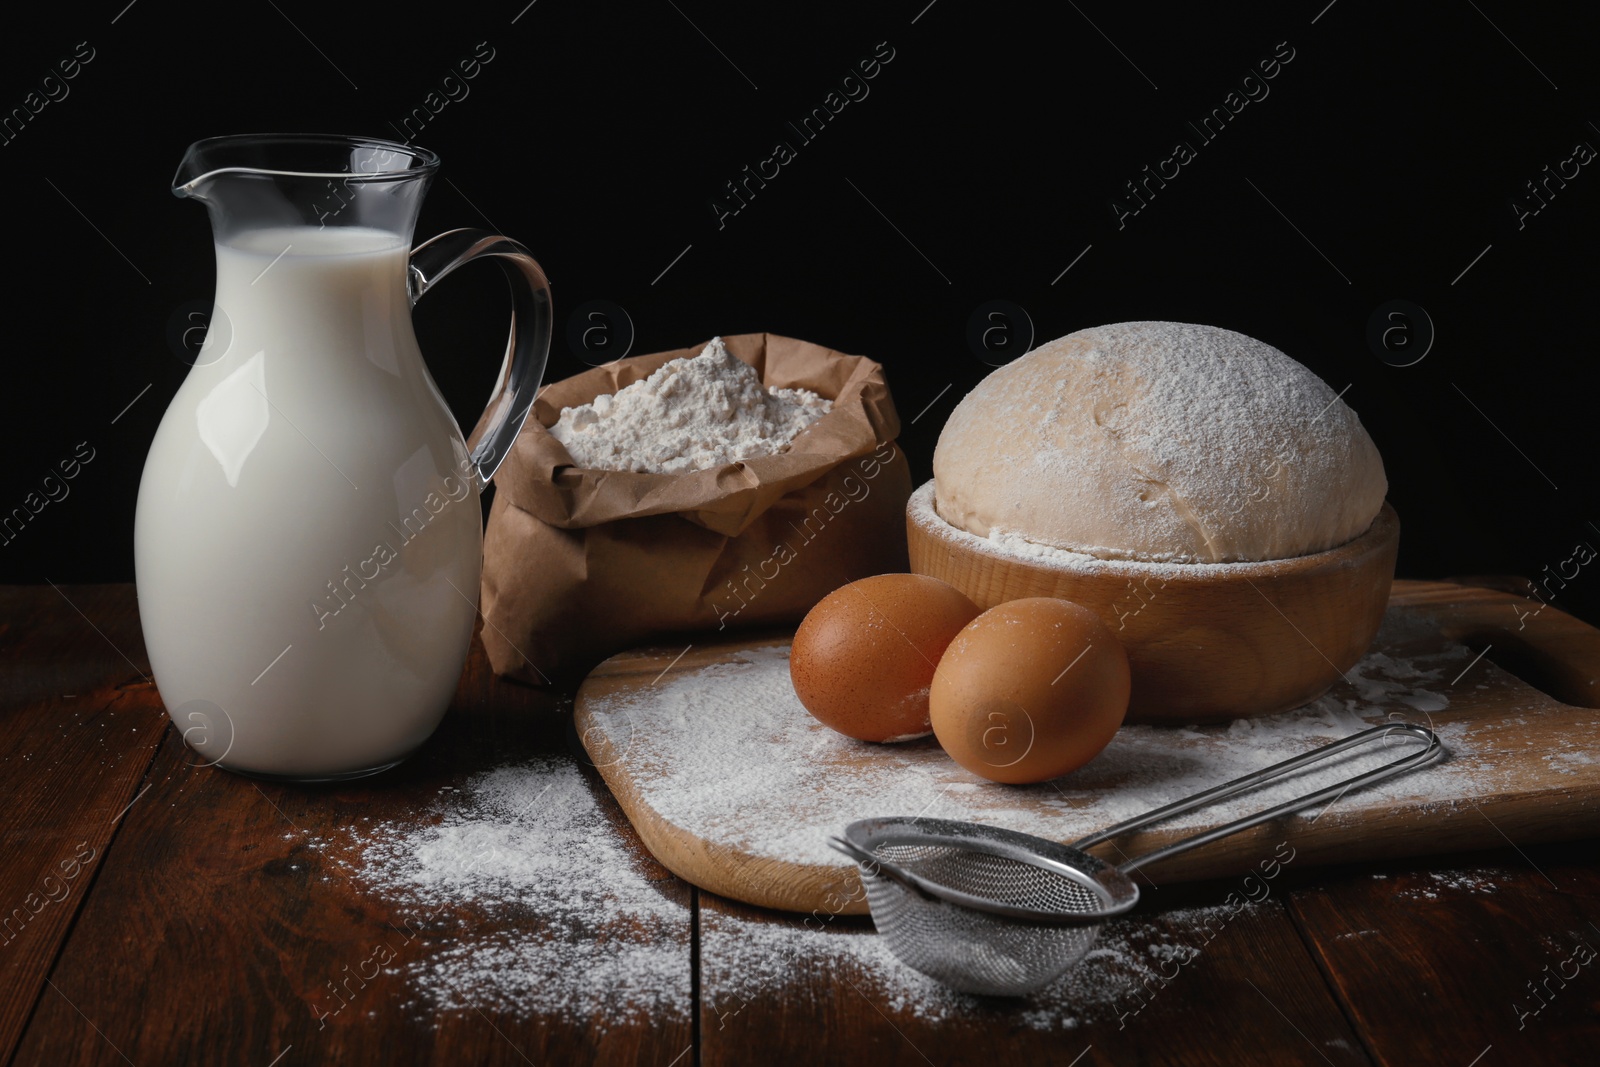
(408, 228, 553, 489)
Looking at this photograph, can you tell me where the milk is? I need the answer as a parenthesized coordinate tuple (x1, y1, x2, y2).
(134, 226, 482, 778)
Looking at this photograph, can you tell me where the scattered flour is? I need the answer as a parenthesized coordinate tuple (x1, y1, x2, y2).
(1394, 868, 1505, 901)
(1543, 749, 1598, 775)
(548, 336, 831, 473)
(327, 760, 1273, 1026)
(323, 601, 1581, 1022)
(583, 608, 1481, 871)
(334, 759, 692, 1021)
(702, 901, 1254, 1030)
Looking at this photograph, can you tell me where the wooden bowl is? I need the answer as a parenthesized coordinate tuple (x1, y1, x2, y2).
(906, 481, 1400, 723)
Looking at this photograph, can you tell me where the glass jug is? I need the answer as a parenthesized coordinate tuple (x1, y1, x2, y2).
(135, 134, 551, 780)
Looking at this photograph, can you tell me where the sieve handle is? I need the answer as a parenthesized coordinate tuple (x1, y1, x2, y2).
(1073, 722, 1442, 875)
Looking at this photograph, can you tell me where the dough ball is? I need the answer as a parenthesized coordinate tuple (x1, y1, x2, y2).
(933, 321, 1387, 563)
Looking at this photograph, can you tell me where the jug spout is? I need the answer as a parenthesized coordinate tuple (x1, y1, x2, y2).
(172, 134, 438, 243)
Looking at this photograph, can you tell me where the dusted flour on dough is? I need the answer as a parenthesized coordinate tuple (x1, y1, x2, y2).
(909, 481, 1295, 579)
(932, 321, 1387, 563)
(549, 336, 831, 474)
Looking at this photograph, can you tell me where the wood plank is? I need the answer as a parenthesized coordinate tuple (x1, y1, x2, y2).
(700, 864, 1372, 1067)
(1288, 839, 1600, 1066)
(576, 581, 1600, 915)
(0, 584, 165, 1064)
(1399, 579, 1600, 708)
(13, 625, 696, 1066)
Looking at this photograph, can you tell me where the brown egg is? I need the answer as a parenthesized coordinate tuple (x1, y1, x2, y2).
(791, 574, 982, 742)
(930, 598, 1129, 783)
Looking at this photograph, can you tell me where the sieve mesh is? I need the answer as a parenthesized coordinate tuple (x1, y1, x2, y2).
(870, 843, 1107, 915)
(859, 839, 1110, 996)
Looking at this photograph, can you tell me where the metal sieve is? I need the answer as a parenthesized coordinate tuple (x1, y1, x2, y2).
(829, 722, 1443, 996)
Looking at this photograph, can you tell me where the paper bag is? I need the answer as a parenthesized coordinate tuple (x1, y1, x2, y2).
(480, 333, 912, 686)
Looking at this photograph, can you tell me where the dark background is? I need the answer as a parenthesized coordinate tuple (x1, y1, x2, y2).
(2, 1, 1596, 622)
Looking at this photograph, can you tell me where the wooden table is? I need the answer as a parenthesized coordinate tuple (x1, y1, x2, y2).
(3, 583, 1597, 1066)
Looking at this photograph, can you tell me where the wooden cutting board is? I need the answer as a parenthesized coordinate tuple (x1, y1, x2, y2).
(575, 580, 1600, 915)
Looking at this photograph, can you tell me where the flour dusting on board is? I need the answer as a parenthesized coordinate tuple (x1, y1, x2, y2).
(585, 612, 1479, 869)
